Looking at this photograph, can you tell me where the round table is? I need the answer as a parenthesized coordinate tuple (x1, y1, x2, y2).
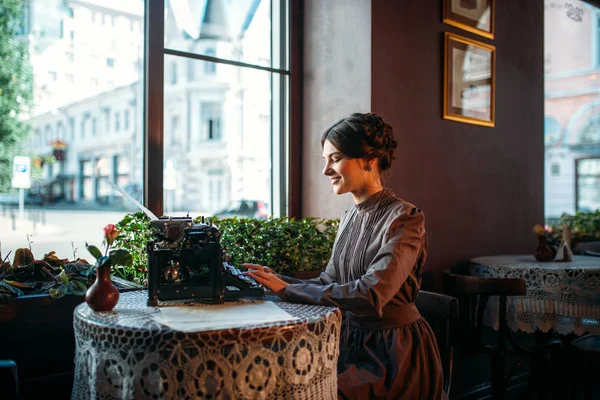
(470, 254, 600, 336)
(71, 291, 341, 399)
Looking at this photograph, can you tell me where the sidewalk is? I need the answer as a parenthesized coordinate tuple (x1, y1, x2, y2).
(0, 214, 65, 238)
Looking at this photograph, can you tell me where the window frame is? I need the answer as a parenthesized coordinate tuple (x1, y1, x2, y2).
(144, 0, 300, 217)
(575, 156, 600, 212)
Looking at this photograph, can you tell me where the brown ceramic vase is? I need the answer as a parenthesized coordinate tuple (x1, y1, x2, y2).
(534, 236, 554, 262)
(85, 262, 120, 312)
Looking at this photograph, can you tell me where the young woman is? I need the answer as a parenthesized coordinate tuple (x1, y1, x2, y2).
(245, 112, 446, 399)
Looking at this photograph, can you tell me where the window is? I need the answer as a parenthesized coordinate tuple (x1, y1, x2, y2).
(80, 119, 86, 138)
(2, 0, 143, 257)
(115, 112, 121, 132)
(80, 160, 93, 200)
(204, 48, 216, 74)
(103, 108, 111, 132)
(57, 121, 64, 139)
(202, 103, 222, 141)
(3, 0, 290, 260)
(171, 61, 177, 85)
(576, 158, 600, 212)
(44, 125, 52, 143)
(544, 0, 600, 220)
(207, 168, 225, 211)
(69, 117, 75, 141)
(170, 115, 180, 145)
(187, 58, 194, 81)
(162, 0, 288, 217)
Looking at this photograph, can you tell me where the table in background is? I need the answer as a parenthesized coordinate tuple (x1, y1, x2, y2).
(71, 291, 341, 399)
(470, 254, 600, 336)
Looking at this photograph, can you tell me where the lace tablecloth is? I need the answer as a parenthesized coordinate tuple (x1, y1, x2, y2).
(71, 291, 341, 399)
(471, 254, 600, 336)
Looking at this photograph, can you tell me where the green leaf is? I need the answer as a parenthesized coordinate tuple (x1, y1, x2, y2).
(48, 284, 68, 299)
(57, 270, 69, 285)
(86, 242, 102, 260)
(109, 249, 133, 267)
(96, 256, 110, 269)
(67, 279, 88, 296)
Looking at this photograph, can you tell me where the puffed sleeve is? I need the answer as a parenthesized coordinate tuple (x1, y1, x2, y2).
(278, 207, 425, 317)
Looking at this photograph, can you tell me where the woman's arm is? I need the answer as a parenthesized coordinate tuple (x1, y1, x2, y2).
(277, 207, 426, 317)
(276, 257, 337, 285)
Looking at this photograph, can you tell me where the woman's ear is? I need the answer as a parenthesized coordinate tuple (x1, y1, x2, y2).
(363, 158, 377, 172)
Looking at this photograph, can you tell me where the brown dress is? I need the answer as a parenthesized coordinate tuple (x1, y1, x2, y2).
(278, 189, 446, 400)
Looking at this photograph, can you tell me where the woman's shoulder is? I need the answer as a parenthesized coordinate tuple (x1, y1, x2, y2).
(384, 191, 425, 220)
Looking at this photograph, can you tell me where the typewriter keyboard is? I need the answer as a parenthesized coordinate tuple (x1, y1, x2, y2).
(223, 263, 261, 288)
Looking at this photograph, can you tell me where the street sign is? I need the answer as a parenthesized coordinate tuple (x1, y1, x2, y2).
(11, 156, 31, 189)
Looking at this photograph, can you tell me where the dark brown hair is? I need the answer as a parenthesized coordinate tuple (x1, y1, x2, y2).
(321, 112, 398, 171)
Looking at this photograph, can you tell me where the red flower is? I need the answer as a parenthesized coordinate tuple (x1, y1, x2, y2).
(104, 224, 119, 246)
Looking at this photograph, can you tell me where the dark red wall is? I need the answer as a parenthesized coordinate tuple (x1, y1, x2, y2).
(372, 0, 545, 287)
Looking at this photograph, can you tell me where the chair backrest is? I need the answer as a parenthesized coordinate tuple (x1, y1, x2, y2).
(583, 249, 600, 257)
(443, 269, 526, 352)
(416, 290, 459, 396)
(573, 240, 600, 255)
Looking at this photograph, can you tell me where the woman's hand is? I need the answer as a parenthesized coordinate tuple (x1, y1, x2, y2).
(243, 263, 275, 274)
(242, 263, 289, 295)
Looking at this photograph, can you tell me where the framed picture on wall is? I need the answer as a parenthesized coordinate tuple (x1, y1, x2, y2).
(443, 0, 494, 39)
(443, 32, 495, 127)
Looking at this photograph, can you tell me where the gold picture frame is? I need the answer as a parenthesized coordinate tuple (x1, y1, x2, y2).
(443, 0, 494, 40)
(443, 32, 495, 127)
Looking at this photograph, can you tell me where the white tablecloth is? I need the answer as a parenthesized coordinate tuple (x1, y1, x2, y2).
(471, 254, 600, 336)
(72, 291, 341, 399)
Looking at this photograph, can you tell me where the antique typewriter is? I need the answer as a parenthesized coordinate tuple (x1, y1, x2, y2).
(146, 215, 264, 306)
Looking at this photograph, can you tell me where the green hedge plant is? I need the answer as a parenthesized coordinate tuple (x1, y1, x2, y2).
(547, 209, 600, 249)
(113, 212, 339, 285)
(212, 216, 338, 275)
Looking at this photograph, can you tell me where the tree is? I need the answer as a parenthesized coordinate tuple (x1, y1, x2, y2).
(0, 0, 33, 193)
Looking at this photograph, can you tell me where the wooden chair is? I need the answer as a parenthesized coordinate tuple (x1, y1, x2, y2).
(443, 269, 561, 400)
(415, 290, 459, 396)
(573, 241, 600, 255)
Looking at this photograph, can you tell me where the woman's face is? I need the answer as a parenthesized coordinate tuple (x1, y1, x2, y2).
(322, 140, 371, 196)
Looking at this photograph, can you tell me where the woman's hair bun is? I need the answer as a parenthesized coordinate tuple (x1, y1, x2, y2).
(322, 112, 398, 171)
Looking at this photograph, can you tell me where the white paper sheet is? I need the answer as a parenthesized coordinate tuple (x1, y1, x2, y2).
(151, 301, 298, 332)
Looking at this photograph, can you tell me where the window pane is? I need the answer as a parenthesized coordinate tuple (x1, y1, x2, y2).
(544, 0, 600, 219)
(577, 158, 600, 212)
(164, 0, 278, 69)
(1, 1, 145, 260)
(163, 56, 273, 219)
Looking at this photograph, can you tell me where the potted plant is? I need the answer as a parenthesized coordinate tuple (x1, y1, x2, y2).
(547, 209, 600, 253)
